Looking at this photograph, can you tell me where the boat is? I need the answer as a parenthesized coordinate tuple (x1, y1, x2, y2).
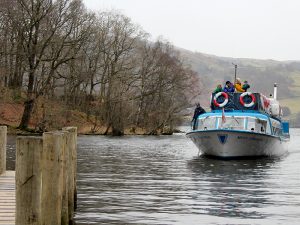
(186, 84, 290, 158)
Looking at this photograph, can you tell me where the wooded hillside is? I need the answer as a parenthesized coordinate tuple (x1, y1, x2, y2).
(0, 0, 201, 135)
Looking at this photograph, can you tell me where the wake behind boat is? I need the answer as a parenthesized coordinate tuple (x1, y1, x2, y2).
(186, 84, 290, 158)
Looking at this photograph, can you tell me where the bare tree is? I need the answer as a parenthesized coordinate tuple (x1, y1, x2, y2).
(6, 0, 93, 129)
(0, 2, 202, 134)
(132, 40, 201, 134)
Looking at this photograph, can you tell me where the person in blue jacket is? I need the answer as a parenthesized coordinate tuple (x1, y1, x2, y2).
(223, 81, 235, 92)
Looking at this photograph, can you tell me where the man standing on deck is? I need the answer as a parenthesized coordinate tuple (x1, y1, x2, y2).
(192, 103, 206, 130)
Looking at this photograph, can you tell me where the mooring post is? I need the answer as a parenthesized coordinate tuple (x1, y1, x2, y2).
(41, 132, 64, 225)
(60, 131, 69, 225)
(16, 136, 43, 225)
(61, 130, 74, 224)
(0, 126, 7, 175)
(62, 127, 77, 212)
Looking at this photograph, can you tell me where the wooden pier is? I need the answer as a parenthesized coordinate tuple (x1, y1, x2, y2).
(0, 126, 77, 225)
(0, 171, 15, 225)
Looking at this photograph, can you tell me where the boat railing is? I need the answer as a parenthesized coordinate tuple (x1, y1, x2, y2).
(211, 92, 282, 119)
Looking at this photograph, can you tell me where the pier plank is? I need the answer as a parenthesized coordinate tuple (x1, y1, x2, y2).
(0, 171, 15, 225)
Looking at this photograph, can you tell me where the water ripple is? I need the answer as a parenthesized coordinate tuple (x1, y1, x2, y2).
(73, 129, 300, 225)
(6, 131, 300, 224)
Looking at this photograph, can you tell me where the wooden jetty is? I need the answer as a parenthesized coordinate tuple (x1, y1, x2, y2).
(0, 171, 15, 225)
(0, 126, 77, 225)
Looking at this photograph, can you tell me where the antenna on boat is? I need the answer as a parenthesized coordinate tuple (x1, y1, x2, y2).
(232, 63, 237, 84)
(274, 83, 278, 100)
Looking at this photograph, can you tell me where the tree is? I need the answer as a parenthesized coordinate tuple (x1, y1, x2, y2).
(5, 0, 93, 129)
(0, 3, 202, 134)
(132, 40, 201, 134)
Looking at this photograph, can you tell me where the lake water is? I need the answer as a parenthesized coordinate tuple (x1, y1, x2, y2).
(6, 129, 300, 225)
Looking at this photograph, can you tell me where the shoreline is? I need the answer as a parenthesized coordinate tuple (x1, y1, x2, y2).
(4, 125, 186, 136)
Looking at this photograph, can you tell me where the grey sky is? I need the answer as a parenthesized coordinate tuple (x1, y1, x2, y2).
(83, 0, 300, 61)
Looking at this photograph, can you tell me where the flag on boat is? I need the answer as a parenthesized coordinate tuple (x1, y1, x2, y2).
(222, 108, 226, 124)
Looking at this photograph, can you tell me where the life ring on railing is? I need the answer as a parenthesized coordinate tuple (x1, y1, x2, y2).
(240, 92, 256, 107)
(213, 92, 228, 107)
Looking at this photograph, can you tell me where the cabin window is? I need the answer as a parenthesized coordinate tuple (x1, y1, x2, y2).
(270, 118, 282, 136)
(217, 116, 245, 130)
(247, 118, 256, 131)
(196, 117, 217, 130)
(247, 117, 271, 134)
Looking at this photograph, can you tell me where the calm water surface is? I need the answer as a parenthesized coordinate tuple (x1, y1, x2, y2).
(6, 129, 300, 225)
(74, 129, 300, 225)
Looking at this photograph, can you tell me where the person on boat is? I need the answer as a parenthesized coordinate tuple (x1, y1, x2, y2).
(192, 103, 206, 130)
(235, 78, 245, 92)
(223, 81, 235, 93)
(242, 80, 250, 92)
(213, 84, 223, 93)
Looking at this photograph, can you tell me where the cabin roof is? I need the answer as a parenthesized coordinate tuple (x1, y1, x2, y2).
(198, 111, 270, 120)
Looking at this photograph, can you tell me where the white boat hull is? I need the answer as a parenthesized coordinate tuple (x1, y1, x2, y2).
(186, 130, 288, 158)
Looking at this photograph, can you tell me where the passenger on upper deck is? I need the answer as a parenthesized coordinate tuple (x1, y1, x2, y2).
(242, 80, 250, 92)
(213, 84, 222, 93)
(223, 81, 235, 93)
(235, 78, 245, 92)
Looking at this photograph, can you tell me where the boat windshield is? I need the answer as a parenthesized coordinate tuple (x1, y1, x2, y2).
(195, 115, 271, 134)
(247, 117, 271, 134)
(196, 116, 217, 130)
(218, 116, 245, 130)
(270, 118, 281, 135)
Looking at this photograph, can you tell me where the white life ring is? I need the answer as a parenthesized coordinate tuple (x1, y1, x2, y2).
(240, 92, 256, 107)
(213, 92, 228, 108)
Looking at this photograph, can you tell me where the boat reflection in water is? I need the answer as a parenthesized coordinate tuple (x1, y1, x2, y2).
(187, 156, 282, 220)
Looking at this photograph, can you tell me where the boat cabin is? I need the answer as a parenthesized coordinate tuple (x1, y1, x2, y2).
(194, 112, 283, 136)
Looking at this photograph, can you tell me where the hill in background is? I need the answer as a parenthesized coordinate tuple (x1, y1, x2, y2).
(180, 49, 300, 127)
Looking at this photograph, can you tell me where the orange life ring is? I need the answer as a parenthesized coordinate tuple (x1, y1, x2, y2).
(213, 92, 228, 107)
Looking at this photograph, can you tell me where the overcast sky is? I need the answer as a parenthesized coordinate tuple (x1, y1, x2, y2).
(83, 0, 300, 61)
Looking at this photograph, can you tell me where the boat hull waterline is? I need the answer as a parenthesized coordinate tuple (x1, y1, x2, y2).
(186, 130, 288, 158)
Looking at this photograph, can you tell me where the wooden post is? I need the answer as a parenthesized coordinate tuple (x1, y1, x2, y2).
(60, 131, 69, 225)
(61, 130, 74, 224)
(41, 132, 64, 225)
(0, 126, 7, 174)
(16, 136, 43, 225)
(62, 127, 77, 214)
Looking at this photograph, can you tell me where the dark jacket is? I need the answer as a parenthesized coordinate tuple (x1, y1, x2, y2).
(242, 83, 250, 91)
(192, 106, 206, 121)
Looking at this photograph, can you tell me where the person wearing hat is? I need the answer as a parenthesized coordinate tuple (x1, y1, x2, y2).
(192, 103, 206, 130)
(235, 78, 245, 92)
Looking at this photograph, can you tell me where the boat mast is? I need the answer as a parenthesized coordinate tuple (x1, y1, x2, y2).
(232, 63, 237, 84)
